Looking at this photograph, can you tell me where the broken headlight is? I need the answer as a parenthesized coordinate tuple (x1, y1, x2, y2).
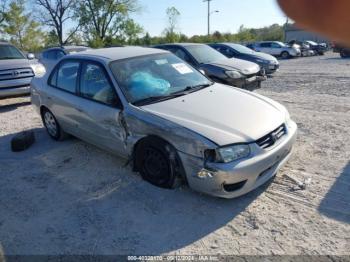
(205, 144, 251, 163)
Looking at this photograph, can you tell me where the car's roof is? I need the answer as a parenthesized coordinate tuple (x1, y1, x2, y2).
(43, 46, 90, 52)
(156, 43, 204, 47)
(69, 46, 169, 61)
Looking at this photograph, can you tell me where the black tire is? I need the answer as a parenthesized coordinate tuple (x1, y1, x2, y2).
(281, 51, 290, 59)
(41, 108, 67, 141)
(135, 137, 183, 189)
(340, 50, 349, 58)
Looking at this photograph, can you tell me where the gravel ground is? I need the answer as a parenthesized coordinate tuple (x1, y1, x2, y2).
(0, 52, 349, 257)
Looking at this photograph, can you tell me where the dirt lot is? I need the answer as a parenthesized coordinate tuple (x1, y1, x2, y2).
(0, 52, 349, 257)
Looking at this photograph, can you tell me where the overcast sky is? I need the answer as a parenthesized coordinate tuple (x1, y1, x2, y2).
(131, 0, 287, 36)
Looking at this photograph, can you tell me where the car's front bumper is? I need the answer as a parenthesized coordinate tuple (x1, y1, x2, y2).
(0, 77, 32, 98)
(179, 120, 297, 198)
(226, 74, 266, 90)
(263, 63, 279, 74)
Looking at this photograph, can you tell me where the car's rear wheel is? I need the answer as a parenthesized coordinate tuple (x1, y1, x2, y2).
(135, 137, 182, 189)
(41, 108, 66, 141)
(281, 51, 290, 59)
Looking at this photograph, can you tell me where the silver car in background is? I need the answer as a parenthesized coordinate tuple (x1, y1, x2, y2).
(31, 47, 297, 198)
(0, 42, 45, 98)
(252, 41, 301, 59)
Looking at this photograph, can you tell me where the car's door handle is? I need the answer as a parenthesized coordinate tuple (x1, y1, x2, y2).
(47, 96, 52, 100)
(75, 107, 84, 113)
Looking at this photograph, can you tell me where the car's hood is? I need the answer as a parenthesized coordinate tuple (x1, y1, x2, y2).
(207, 58, 260, 75)
(141, 83, 286, 146)
(250, 52, 278, 63)
(0, 59, 32, 70)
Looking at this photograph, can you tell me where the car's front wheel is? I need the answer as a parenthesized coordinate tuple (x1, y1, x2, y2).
(135, 137, 182, 189)
(41, 108, 67, 141)
(281, 51, 290, 59)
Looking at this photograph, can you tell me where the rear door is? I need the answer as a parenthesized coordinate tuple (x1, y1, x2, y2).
(46, 60, 83, 136)
(74, 60, 126, 155)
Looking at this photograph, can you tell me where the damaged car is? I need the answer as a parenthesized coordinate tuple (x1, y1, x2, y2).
(154, 43, 266, 90)
(31, 47, 297, 198)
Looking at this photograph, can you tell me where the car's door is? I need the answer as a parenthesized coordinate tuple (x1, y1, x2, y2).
(259, 42, 272, 54)
(270, 42, 282, 55)
(46, 60, 84, 136)
(74, 60, 126, 155)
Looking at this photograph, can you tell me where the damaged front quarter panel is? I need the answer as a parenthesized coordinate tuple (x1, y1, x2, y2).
(120, 105, 218, 162)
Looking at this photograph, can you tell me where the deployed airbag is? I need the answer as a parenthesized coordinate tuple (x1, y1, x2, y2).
(128, 72, 170, 101)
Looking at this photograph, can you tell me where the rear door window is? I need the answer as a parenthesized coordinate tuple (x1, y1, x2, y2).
(56, 61, 80, 93)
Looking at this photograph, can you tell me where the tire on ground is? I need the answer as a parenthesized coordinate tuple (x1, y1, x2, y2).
(11, 131, 35, 152)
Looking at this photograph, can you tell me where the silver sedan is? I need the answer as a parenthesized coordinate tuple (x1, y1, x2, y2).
(31, 47, 297, 198)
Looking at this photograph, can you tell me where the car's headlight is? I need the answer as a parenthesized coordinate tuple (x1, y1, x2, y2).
(30, 63, 46, 77)
(225, 70, 243, 79)
(206, 144, 251, 163)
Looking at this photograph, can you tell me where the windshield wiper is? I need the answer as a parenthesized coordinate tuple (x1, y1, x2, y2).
(133, 94, 183, 106)
(183, 82, 214, 92)
(133, 82, 214, 106)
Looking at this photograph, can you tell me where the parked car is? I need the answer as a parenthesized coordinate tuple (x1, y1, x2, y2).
(304, 40, 327, 55)
(0, 42, 45, 98)
(153, 43, 266, 90)
(250, 41, 301, 59)
(208, 43, 279, 75)
(31, 46, 297, 198)
(333, 43, 350, 58)
(288, 40, 316, 57)
(39, 46, 91, 71)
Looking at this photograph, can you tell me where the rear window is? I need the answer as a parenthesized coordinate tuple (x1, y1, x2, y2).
(50, 61, 80, 93)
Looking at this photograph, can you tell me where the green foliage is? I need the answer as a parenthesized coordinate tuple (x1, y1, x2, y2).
(2, 0, 45, 51)
(76, 0, 141, 47)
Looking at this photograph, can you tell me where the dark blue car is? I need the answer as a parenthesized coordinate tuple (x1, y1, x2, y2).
(209, 43, 280, 74)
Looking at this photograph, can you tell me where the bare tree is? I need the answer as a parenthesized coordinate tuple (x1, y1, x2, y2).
(34, 0, 79, 45)
(163, 6, 180, 43)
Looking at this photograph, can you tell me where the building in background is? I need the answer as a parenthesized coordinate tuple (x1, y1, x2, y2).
(284, 24, 329, 43)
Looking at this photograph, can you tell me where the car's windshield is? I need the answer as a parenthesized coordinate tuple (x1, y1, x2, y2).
(185, 45, 227, 64)
(228, 43, 254, 54)
(0, 45, 25, 60)
(110, 53, 213, 105)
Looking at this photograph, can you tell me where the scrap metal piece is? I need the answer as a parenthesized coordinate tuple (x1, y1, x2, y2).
(283, 173, 311, 190)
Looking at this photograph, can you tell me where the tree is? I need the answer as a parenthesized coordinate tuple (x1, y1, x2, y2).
(3, 0, 45, 51)
(34, 0, 79, 46)
(163, 6, 180, 43)
(0, 0, 7, 25)
(121, 18, 143, 44)
(76, 0, 139, 47)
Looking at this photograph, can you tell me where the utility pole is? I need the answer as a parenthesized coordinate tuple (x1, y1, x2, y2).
(203, 0, 218, 36)
(203, 0, 212, 36)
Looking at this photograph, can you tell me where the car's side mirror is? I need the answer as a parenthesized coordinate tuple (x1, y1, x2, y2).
(27, 53, 35, 60)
